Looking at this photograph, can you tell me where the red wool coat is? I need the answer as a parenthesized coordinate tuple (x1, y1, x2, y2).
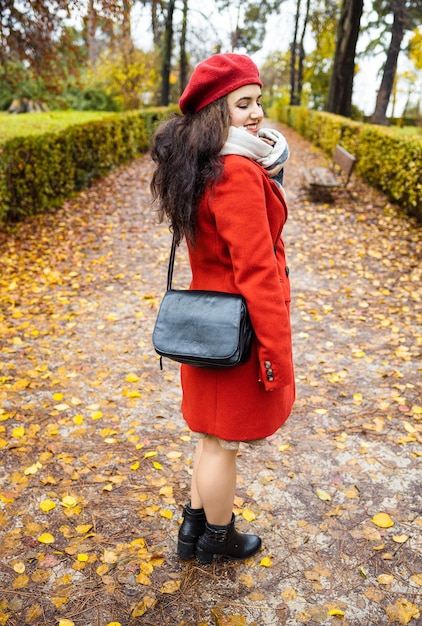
(181, 155, 295, 441)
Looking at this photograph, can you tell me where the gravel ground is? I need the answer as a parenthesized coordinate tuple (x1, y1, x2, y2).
(0, 123, 421, 626)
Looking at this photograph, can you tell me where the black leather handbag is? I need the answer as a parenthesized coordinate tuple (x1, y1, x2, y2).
(152, 235, 253, 369)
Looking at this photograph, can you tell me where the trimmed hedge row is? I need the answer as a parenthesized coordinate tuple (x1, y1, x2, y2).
(0, 108, 171, 225)
(275, 105, 422, 220)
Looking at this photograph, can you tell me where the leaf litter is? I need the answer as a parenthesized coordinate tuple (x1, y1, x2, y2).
(0, 126, 421, 625)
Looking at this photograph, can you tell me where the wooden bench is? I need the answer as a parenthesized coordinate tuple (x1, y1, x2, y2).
(302, 145, 356, 192)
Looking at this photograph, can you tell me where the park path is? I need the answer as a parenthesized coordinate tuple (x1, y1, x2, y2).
(0, 123, 421, 626)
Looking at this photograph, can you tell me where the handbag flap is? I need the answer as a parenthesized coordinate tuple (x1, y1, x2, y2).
(153, 290, 246, 361)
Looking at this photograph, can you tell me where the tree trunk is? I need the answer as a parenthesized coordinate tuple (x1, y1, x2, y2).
(87, 0, 97, 66)
(370, 0, 407, 125)
(297, 0, 311, 103)
(151, 0, 161, 48)
(290, 0, 301, 105)
(122, 0, 134, 61)
(326, 0, 363, 117)
(160, 0, 175, 106)
(179, 0, 189, 95)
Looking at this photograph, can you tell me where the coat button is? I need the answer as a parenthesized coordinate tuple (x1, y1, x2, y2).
(268, 376, 274, 382)
(264, 361, 271, 369)
(266, 368, 273, 376)
(285, 266, 289, 276)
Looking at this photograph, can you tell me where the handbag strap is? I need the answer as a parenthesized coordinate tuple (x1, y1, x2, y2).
(166, 233, 177, 291)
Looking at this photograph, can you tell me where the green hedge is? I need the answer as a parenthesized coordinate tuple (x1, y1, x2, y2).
(0, 108, 171, 224)
(275, 105, 422, 220)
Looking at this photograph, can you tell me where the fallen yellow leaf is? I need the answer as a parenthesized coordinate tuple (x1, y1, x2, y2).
(54, 403, 70, 411)
(13, 561, 26, 574)
(37, 533, 55, 544)
(12, 574, 29, 589)
(136, 572, 152, 586)
(102, 549, 118, 564)
(127, 390, 142, 398)
(352, 349, 366, 358)
(75, 524, 93, 534)
(40, 499, 56, 512)
(25, 605, 43, 622)
(24, 462, 42, 475)
(96, 564, 108, 576)
(377, 574, 394, 585)
(131, 596, 156, 618)
(238, 573, 254, 588)
(392, 534, 409, 544)
(160, 580, 181, 594)
(77, 554, 89, 562)
(59, 620, 75, 626)
(242, 508, 256, 522)
(126, 373, 139, 382)
(410, 574, 422, 586)
(0, 493, 14, 504)
(281, 588, 297, 601)
(328, 609, 345, 617)
(61, 495, 77, 508)
(386, 598, 420, 624)
(51, 596, 68, 609)
(260, 556, 273, 567)
(403, 421, 417, 433)
(316, 488, 332, 502)
(371, 512, 394, 528)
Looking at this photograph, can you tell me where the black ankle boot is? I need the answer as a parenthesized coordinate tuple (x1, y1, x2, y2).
(196, 514, 261, 564)
(177, 503, 206, 560)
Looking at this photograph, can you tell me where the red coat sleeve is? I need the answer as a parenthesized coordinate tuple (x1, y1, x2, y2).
(209, 156, 294, 391)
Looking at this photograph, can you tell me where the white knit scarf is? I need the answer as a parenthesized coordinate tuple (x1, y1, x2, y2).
(220, 126, 289, 178)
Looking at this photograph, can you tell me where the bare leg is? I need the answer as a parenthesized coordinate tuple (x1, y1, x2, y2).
(191, 435, 237, 525)
(190, 438, 204, 510)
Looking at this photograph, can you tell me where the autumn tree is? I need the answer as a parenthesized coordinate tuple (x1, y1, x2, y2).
(370, 0, 422, 124)
(304, 3, 338, 110)
(214, 0, 284, 54)
(289, 0, 311, 105)
(260, 50, 290, 112)
(0, 0, 71, 71)
(159, 0, 175, 105)
(326, 0, 363, 117)
(179, 0, 189, 94)
(89, 47, 159, 109)
(0, 0, 85, 103)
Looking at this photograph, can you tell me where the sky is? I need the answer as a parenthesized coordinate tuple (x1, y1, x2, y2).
(131, 0, 418, 117)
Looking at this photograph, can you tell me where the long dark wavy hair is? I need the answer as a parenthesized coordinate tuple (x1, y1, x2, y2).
(150, 97, 230, 245)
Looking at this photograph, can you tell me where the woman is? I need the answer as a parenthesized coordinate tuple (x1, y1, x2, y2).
(150, 53, 295, 565)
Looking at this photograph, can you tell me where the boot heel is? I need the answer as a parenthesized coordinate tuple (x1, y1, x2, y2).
(195, 545, 214, 564)
(177, 539, 196, 560)
(177, 503, 206, 560)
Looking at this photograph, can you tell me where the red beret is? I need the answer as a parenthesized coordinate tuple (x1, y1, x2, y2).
(179, 53, 262, 114)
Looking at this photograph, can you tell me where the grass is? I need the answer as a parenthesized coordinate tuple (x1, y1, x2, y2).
(0, 110, 116, 142)
(392, 125, 422, 138)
